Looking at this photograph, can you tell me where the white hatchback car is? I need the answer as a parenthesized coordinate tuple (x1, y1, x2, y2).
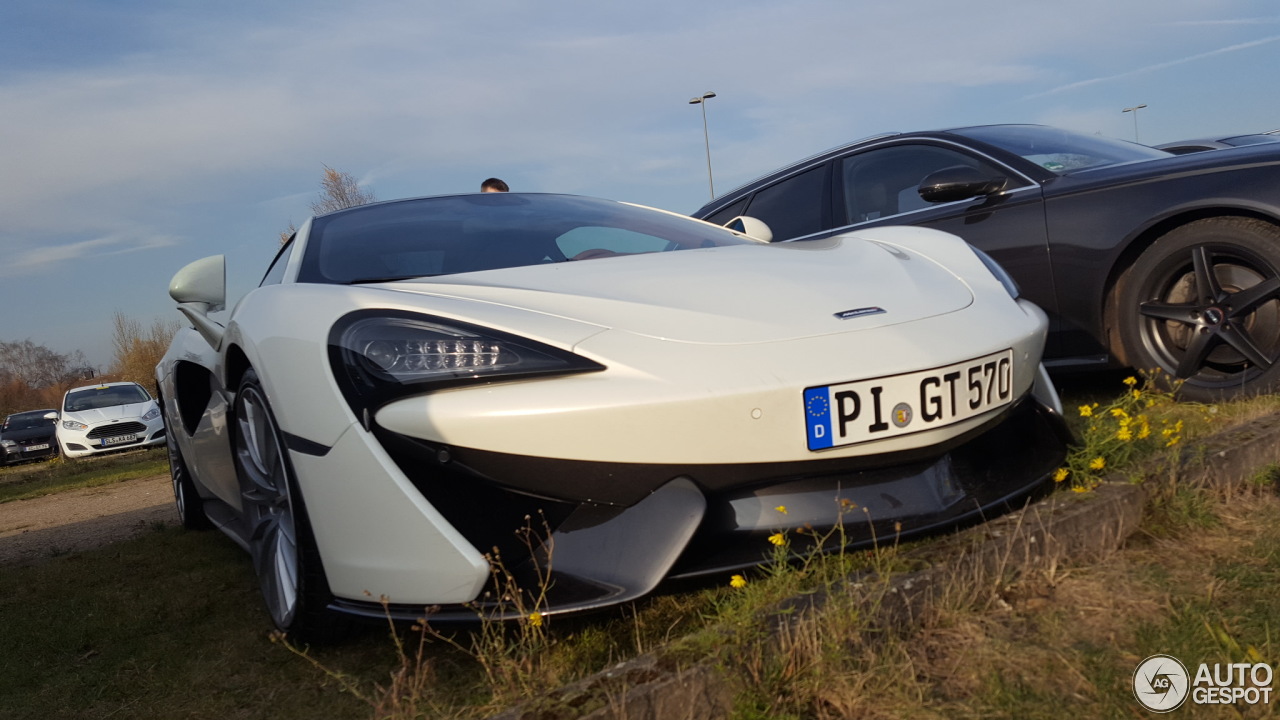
(58, 382, 166, 458)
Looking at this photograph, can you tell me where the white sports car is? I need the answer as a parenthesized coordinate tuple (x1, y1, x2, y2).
(156, 192, 1068, 637)
(57, 381, 167, 458)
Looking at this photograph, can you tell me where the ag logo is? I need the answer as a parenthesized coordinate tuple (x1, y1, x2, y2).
(1133, 654, 1189, 712)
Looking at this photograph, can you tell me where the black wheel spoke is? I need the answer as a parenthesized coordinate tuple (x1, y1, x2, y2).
(1139, 300, 1200, 325)
(1174, 330, 1218, 379)
(1191, 246, 1223, 304)
(1227, 276, 1280, 316)
(1219, 325, 1275, 370)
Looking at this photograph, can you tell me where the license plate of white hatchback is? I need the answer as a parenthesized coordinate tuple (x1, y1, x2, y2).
(804, 349, 1014, 451)
(101, 434, 138, 446)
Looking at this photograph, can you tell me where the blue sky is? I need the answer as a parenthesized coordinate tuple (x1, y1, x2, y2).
(2, 0, 1278, 367)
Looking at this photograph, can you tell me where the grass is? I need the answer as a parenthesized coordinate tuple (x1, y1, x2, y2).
(0, 447, 168, 503)
(5, 377, 1280, 719)
(0, 526, 393, 720)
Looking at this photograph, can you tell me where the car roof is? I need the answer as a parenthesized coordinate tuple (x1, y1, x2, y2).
(695, 123, 1057, 216)
(4, 408, 58, 419)
(65, 381, 143, 394)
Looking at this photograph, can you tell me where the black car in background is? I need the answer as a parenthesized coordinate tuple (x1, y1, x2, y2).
(1, 409, 60, 465)
(692, 124, 1280, 400)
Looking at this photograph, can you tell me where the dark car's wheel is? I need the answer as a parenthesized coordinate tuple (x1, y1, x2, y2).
(166, 433, 213, 530)
(233, 368, 343, 640)
(1118, 218, 1280, 401)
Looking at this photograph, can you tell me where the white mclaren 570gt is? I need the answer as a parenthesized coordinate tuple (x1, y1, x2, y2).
(157, 192, 1069, 637)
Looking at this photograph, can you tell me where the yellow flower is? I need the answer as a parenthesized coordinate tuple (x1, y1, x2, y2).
(1078, 404, 1093, 417)
(1123, 376, 1138, 387)
(1138, 424, 1151, 440)
(1110, 408, 1129, 419)
(774, 505, 788, 515)
(1166, 437, 1181, 447)
(1089, 457, 1106, 471)
(1053, 467, 1069, 482)
(1132, 389, 1142, 400)
(1117, 427, 1132, 442)
(730, 574, 748, 589)
(768, 532, 786, 546)
(528, 612, 543, 627)
(1072, 485, 1089, 494)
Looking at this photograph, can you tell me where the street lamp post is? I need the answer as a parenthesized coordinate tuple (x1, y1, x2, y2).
(689, 91, 716, 199)
(1122, 104, 1148, 142)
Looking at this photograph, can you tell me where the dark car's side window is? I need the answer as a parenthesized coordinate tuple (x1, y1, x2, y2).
(839, 145, 1014, 225)
(700, 197, 749, 228)
(740, 165, 827, 241)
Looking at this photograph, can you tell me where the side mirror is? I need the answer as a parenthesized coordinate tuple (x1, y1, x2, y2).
(43, 412, 58, 421)
(169, 255, 226, 348)
(169, 255, 226, 312)
(724, 216, 774, 243)
(918, 166, 1007, 204)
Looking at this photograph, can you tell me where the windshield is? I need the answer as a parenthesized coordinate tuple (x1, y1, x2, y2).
(3, 411, 56, 432)
(952, 125, 1170, 174)
(1224, 134, 1280, 147)
(298, 193, 757, 284)
(64, 384, 151, 412)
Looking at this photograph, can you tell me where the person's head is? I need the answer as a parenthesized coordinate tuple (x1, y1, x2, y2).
(481, 177, 509, 193)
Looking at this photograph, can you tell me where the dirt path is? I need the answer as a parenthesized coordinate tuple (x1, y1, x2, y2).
(0, 473, 177, 565)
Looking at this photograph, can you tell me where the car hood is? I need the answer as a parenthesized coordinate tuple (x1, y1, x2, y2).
(62, 401, 154, 424)
(376, 235, 974, 344)
(1, 426, 56, 442)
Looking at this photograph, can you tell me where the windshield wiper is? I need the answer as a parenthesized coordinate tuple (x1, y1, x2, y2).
(345, 274, 440, 285)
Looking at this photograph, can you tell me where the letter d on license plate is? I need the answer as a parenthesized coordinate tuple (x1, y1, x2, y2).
(804, 349, 1014, 450)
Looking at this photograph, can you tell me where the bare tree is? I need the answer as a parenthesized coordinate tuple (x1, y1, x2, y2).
(311, 165, 376, 214)
(0, 339, 93, 416)
(279, 165, 376, 245)
(108, 312, 181, 389)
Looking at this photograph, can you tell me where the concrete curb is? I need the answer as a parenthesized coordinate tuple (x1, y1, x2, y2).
(488, 413, 1280, 720)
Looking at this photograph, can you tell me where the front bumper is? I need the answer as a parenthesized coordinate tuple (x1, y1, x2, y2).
(332, 394, 1068, 622)
(2, 440, 58, 464)
(59, 419, 167, 458)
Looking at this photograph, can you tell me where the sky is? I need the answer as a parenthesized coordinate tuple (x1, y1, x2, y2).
(2, 0, 1278, 368)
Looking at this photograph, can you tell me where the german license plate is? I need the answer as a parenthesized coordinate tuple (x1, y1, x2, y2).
(26, 444, 49, 451)
(804, 349, 1014, 451)
(101, 434, 138, 447)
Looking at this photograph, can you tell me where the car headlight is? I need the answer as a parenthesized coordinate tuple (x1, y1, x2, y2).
(0, 439, 15, 448)
(970, 246, 1020, 299)
(142, 406, 161, 421)
(62, 420, 88, 431)
(329, 310, 606, 423)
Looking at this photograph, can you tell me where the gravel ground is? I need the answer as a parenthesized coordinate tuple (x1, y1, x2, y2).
(0, 473, 176, 565)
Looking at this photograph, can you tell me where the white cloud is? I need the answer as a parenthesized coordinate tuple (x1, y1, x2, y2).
(2, 232, 178, 274)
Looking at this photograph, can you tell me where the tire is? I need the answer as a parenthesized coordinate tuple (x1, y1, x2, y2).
(233, 368, 345, 641)
(1118, 217, 1280, 401)
(166, 432, 213, 530)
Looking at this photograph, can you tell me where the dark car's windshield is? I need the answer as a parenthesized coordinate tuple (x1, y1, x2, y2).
(297, 193, 757, 285)
(64, 384, 151, 412)
(2, 411, 56, 432)
(1223, 134, 1280, 147)
(952, 125, 1171, 174)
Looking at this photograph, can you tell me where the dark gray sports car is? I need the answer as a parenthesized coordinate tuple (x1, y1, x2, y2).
(693, 124, 1280, 400)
